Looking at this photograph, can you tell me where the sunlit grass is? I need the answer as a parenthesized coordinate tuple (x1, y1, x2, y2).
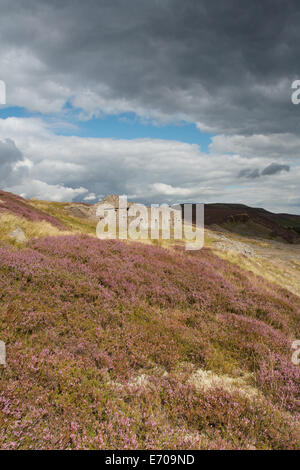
(0, 213, 71, 245)
(29, 199, 97, 234)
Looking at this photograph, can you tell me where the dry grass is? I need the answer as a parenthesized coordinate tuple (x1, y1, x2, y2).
(204, 228, 300, 297)
(29, 199, 97, 234)
(0, 213, 72, 245)
(212, 248, 300, 297)
(188, 368, 259, 398)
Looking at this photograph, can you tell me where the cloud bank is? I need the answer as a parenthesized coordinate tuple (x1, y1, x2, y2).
(0, 117, 299, 213)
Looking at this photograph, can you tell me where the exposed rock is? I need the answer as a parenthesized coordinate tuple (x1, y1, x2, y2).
(9, 227, 28, 243)
(100, 194, 123, 207)
(214, 238, 256, 257)
(64, 203, 91, 219)
(89, 194, 135, 220)
(225, 213, 250, 224)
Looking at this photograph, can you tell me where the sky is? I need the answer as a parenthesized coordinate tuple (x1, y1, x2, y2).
(0, 0, 300, 213)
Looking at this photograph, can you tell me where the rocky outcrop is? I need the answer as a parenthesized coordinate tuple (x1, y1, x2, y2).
(225, 213, 250, 224)
(9, 227, 28, 243)
(88, 194, 135, 220)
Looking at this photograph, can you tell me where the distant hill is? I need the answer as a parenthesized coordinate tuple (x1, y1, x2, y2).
(181, 203, 300, 244)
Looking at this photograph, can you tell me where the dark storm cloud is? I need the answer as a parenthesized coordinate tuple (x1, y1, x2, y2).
(239, 162, 290, 178)
(2, 0, 300, 134)
(238, 168, 260, 179)
(0, 139, 25, 185)
(262, 162, 290, 175)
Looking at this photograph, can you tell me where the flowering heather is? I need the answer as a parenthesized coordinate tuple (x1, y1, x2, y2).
(0, 234, 299, 449)
(0, 190, 65, 230)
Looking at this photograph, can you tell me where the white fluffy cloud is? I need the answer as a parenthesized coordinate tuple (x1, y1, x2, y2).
(0, 138, 26, 186)
(0, 117, 299, 213)
(10, 180, 88, 202)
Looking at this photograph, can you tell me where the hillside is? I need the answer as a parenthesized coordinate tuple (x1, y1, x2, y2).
(0, 191, 97, 243)
(23, 193, 300, 244)
(204, 203, 300, 243)
(0, 235, 299, 449)
(0, 190, 66, 230)
(0, 191, 299, 449)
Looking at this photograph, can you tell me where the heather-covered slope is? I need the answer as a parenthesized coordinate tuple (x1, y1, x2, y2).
(0, 235, 299, 449)
(0, 190, 66, 230)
